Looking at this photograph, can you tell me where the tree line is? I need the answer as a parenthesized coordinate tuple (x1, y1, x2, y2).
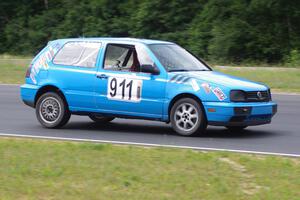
(1, 0, 300, 64)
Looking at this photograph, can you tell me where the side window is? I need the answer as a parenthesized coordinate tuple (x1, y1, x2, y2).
(104, 44, 133, 71)
(103, 43, 155, 73)
(53, 42, 101, 68)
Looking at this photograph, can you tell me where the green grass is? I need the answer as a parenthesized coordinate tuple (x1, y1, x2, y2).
(0, 138, 299, 199)
(0, 57, 31, 84)
(0, 56, 300, 93)
(214, 66, 300, 93)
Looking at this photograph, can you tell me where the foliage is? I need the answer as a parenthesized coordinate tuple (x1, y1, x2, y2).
(284, 49, 300, 67)
(0, 0, 300, 64)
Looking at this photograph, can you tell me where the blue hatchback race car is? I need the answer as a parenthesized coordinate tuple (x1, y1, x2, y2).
(20, 38, 277, 136)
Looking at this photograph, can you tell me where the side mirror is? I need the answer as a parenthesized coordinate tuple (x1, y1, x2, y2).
(140, 64, 160, 75)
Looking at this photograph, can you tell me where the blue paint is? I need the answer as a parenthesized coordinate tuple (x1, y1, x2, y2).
(20, 38, 277, 127)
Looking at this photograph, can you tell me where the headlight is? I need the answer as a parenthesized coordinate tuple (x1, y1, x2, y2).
(230, 90, 246, 102)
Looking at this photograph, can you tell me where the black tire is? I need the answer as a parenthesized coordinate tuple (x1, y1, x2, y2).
(170, 98, 207, 136)
(226, 126, 248, 132)
(36, 92, 71, 128)
(89, 115, 115, 123)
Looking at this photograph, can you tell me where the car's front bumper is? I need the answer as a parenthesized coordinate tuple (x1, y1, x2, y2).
(203, 101, 277, 126)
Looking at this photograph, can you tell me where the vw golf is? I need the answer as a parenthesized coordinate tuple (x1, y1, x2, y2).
(20, 38, 277, 136)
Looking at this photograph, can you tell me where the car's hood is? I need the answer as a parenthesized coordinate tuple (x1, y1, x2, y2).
(175, 71, 268, 91)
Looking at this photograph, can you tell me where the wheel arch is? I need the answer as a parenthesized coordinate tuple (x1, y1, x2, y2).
(34, 85, 68, 109)
(168, 93, 207, 122)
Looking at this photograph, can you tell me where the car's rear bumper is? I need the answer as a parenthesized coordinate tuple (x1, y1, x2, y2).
(203, 101, 277, 127)
(20, 84, 40, 108)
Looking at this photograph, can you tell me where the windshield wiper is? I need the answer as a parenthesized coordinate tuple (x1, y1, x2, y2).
(168, 69, 190, 72)
(190, 69, 210, 71)
(168, 69, 209, 72)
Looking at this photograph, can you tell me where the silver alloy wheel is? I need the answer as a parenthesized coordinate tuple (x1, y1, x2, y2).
(174, 103, 199, 132)
(39, 97, 61, 124)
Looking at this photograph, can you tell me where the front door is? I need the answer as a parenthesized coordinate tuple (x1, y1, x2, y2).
(95, 43, 166, 119)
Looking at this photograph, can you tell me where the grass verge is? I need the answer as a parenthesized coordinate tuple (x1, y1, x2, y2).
(213, 66, 300, 93)
(0, 138, 299, 199)
(0, 58, 31, 84)
(0, 57, 300, 93)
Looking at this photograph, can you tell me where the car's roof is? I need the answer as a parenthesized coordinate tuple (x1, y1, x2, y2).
(52, 37, 174, 45)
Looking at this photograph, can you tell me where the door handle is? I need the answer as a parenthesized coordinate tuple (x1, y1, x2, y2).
(96, 74, 108, 79)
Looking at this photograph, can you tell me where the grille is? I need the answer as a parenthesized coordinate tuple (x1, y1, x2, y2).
(246, 90, 271, 102)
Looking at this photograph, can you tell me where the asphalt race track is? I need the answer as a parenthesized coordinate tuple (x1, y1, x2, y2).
(1, 85, 300, 157)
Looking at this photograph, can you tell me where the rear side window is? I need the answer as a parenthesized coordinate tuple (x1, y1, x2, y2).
(53, 42, 101, 68)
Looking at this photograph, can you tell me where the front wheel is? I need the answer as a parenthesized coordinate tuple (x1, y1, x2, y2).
(36, 92, 71, 128)
(170, 98, 207, 136)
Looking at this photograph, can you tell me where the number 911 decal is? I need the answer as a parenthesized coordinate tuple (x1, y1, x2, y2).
(107, 77, 142, 102)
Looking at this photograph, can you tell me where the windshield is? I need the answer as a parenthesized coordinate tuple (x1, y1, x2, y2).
(148, 44, 210, 72)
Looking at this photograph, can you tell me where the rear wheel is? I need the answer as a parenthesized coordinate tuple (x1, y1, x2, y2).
(226, 126, 247, 132)
(170, 98, 207, 136)
(89, 115, 115, 123)
(36, 92, 70, 128)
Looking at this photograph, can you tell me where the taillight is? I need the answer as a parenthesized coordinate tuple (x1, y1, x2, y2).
(25, 64, 32, 78)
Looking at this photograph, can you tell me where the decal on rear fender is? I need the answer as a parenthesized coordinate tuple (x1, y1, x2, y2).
(30, 42, 61, 84)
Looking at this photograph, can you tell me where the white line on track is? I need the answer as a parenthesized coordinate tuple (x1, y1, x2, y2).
(0, 132, 299, 158)
(272, 92, 300, 96)
(0, 84, 20, 86)
(0, 58, 31, 60)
